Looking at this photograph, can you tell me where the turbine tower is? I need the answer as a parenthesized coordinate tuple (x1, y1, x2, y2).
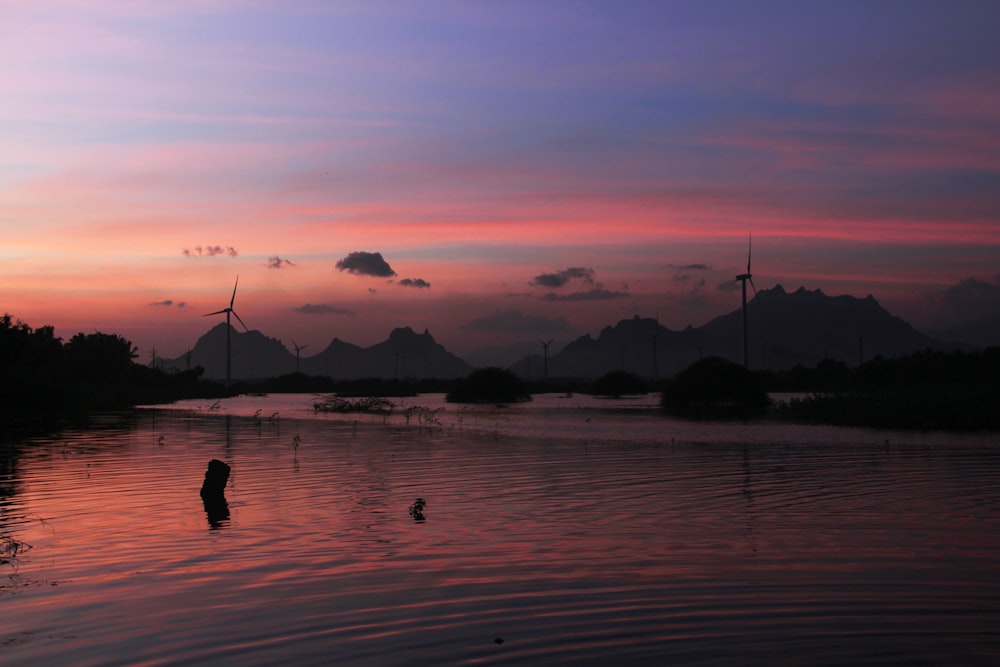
(204, 276, 249, 386)
(292, 339, 308, 374)
(540, 338, 554, 379)
(734, 235, 758, 368)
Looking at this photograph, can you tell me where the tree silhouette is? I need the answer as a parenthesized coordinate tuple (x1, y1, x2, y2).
(65, 332, 139, 381)
(1, 314, 63, 369)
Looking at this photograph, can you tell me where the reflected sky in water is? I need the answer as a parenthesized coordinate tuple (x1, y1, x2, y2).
(2, 395, 999, 665)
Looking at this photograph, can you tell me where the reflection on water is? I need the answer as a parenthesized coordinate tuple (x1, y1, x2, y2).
(1, 395, 999, 665)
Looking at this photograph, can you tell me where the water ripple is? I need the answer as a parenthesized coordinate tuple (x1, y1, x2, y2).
(1, 401, 999, 665)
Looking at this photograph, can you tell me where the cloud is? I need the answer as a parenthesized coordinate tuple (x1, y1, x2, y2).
(398, 277, 431, 288)
(182, 245, 238, 258)
(672, 274, 707, 287)
(293, 303, 356, 316)
(530, 267, 595, 288)
(149, 299, 186, 308)
(266, 256, 295, 269)
(670, 264, 711, 284)
(464, 309, 572, 334)
(335, 251, 396, 277)
(937, 274, 1000, 318)
(541, 288, 629, 302)
(717, 280, 741, 293)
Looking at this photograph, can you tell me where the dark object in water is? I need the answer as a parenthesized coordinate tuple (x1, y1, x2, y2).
(203, 494, 230, 528)
(200, 459, 231, 528)
(200, 459, 231, 499)
(313, 396, 394, 414)
(494, 637, 504, 645)
(409, 497, 426, 521)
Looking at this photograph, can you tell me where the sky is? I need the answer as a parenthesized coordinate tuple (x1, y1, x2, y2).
(3, 0, 999, 359)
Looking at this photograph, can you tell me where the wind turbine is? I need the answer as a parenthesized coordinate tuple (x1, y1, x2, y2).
(652, 312, 659, 381)
(292, 339, 308, 373)
(734, 235, 758, 368)
(204, 277, 249, 386)
(539, 338, 554, 379)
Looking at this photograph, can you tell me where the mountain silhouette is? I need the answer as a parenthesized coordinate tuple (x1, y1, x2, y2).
(163, 285, 956, 381)
(511, 315, 716, 380)
(700, 285, 937, 369)
(162, 325, 472, 380)
(300, 327, 472, 379)
(931, 311, 1000, 349)
(167, 323, 293, 379)
(512, 286, 946, 378)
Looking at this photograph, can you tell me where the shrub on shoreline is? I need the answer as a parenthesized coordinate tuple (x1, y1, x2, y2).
(446, 367, 531, 404)
(661, 357, 770, 419)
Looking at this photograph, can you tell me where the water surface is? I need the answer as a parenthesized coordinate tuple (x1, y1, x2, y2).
(2, 394, 998, 665)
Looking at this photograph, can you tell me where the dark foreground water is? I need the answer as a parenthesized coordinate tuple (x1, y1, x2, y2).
(2, 394, 999, 665)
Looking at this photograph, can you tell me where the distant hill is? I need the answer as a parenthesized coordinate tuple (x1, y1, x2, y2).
(161, 323, 294, 379)
(163, 285, 959, 382)
(699, 285, 938, 369)
(304, 327, 472, 380)
(511, 316, 719, 380)
(462, 339, 557, 370)
(162, 325, 472, 380)
(512, 286, 947, 378)
(930, 312, 1000, 349)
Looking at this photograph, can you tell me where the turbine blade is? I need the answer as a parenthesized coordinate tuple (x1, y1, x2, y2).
(292, 338, 299, 349)
(749, 276, 759, 298)
(230, 276, 239, 308)
(204, 309, 227, 316)
(231, 310, 249, 332)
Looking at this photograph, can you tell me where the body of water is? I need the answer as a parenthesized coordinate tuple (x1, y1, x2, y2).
(2, 394, 998, 665)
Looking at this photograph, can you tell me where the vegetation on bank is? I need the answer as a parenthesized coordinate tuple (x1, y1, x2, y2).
(589, 370, 650, 397)
(767, 348, 1000, 430)
(446, 367, 531, 404)
(661, 357, 770, 419)
(4, 312, 998, 431)
(657, 350, 1000, 429)
(1, 314, 227, 431)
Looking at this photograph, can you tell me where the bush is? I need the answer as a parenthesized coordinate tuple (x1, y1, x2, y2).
(661, 357, 770, 419)
(446, 367, 531, 404)
(589, 370, 649, 397)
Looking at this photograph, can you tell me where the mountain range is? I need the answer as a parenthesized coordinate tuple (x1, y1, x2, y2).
(162, 325, 473, 380)
(161, 285, 988, 381)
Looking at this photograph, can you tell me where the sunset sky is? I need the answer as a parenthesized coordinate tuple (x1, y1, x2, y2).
(3, 1, 999, 359)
